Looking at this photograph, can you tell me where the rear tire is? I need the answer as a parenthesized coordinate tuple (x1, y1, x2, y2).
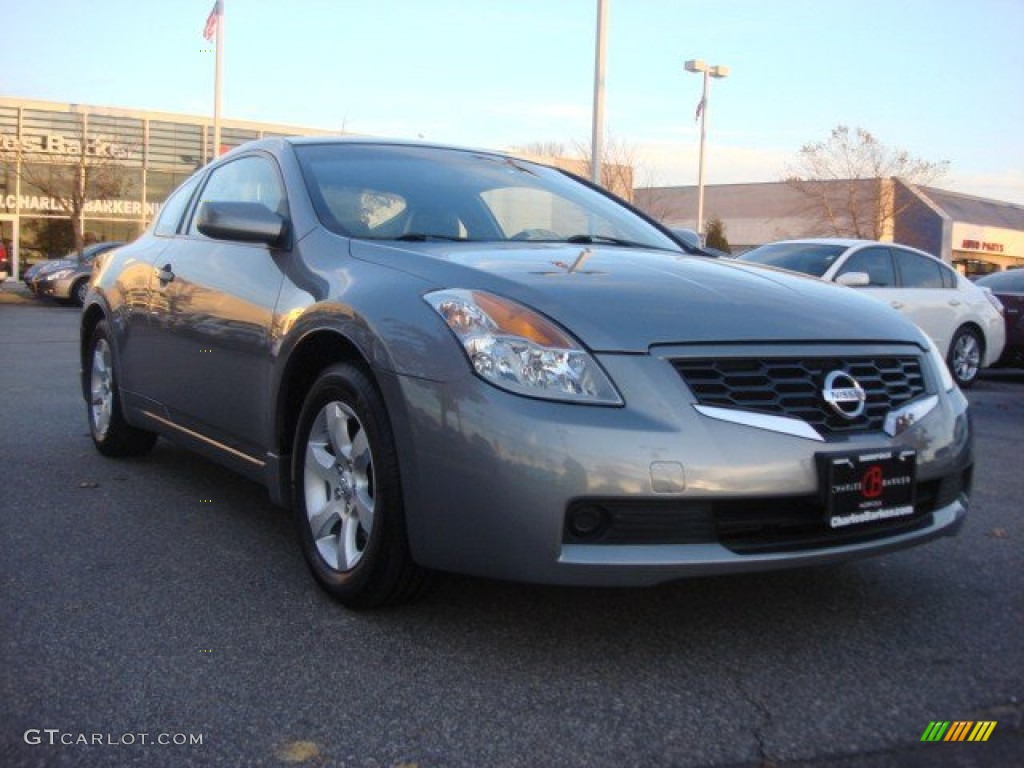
(947, 327, 983, 389)
(87, 321, 158, 457)
(292, 363, 430, 609)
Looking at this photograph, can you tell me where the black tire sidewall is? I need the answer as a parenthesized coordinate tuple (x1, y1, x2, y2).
(291, 363, 405, 604)
(86, 320, 157, 457)
(73, 279, 89, 306)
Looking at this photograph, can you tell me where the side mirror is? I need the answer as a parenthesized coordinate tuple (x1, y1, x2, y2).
(836, 271, 870, 287)
(196, 201, 287, 246)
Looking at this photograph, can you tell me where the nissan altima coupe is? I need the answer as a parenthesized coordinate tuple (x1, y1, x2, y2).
(81, 138, 972, 608)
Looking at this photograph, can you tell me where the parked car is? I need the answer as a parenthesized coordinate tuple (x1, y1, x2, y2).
(82, 139, 972, 608)
(738, 239, 1006, 388)
(974, 270, 1024, 368)
(29, 241, 124, 305)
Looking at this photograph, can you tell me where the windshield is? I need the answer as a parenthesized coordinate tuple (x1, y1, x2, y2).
(739, 242, 847, 277)
(294, 143, 679, 251)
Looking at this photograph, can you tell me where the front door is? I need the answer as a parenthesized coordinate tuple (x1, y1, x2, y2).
(148, 153, 289, 458)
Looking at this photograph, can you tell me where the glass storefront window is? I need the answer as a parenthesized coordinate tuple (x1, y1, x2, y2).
(149, 121, 204, 170)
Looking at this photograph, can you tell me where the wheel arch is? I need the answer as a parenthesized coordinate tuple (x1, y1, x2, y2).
(274, 329, 377, 469)
(951, 321, 986, 358)
(79, 304, 108, 400)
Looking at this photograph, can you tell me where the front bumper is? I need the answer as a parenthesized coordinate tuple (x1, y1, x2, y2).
(382, 347, 972, 587)
(35, 276, 75, 300)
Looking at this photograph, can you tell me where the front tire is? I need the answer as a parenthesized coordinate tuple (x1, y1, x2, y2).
(73, 278, 90, 307)
(948, 327, 983, 389)
(292, 363, 430, 609)
(87, 321, 158, 456)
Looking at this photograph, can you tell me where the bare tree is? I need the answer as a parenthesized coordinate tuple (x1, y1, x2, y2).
(0, 116, 140, 256)
(569, 136, 637, 201)
(784, 125, 948, 239)
(511, 137, 638, 202)
(514, 141, 568, 159)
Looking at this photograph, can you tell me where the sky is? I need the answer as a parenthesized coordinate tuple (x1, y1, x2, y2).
(2, 0, 1023, 203)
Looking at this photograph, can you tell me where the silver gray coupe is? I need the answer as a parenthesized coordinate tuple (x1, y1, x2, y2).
(81, 138, 972, 608)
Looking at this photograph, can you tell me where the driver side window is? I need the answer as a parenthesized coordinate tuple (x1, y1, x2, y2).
(189, 155, 286, 237)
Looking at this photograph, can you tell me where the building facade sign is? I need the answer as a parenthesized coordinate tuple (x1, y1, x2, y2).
(951, 222, 1024, 260)
(0, 194, 159, 217)
(0, 132, 135, 160)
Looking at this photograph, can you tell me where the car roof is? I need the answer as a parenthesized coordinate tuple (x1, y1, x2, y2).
(226, 135, 511, 157)
(764, 238, 943, 260)
(766, 238, 878, 247)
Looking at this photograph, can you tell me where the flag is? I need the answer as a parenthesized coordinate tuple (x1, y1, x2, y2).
(694, 96, 706, 123)
(203, 0, 222, 42)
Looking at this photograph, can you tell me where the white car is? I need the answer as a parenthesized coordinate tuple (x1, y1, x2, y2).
(739, 239, 1006, 388)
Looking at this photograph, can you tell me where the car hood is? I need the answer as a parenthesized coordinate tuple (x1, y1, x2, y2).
(35, 258, 77, 275)
(350, 240, 927, 353)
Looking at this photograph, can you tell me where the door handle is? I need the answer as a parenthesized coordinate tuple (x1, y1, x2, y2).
(155, 264, 175, 284)
(948, 299, 961, 307)
(890, 301, 904, 309)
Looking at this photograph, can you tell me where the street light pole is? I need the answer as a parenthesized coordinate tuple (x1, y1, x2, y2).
(685, 59, 728, 241)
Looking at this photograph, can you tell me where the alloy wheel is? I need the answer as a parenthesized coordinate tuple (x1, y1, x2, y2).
(302, 401, 376, 572)
(952, 333, 981, 384)
(90, 338, 114, 439)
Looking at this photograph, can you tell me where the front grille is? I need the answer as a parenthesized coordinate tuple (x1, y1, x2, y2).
(672, 356, 926, 435)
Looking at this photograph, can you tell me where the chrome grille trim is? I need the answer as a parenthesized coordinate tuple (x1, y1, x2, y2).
(673, 355, 928, 436)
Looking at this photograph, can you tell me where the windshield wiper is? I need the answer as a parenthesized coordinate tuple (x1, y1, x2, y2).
(565, 234, 646, 248)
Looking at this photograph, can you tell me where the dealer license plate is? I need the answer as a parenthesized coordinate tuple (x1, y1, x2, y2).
(821, 449, 916, 529)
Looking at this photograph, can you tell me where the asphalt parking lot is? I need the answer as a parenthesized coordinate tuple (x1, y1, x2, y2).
(1, 299, 1021, 768)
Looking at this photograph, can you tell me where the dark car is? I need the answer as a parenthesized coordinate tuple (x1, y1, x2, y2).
(30, 241, 124, 305)
(975, 270, 1024, 367)
(81, 138, 971, 608)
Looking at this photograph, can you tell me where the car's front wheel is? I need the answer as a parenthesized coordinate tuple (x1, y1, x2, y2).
(73, 278, 90, 307)
(87, 321, 158, 456)
(948, 326, 983, 389)
(292, 363, 430, 609)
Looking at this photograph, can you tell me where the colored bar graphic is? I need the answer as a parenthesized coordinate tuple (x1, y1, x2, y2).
(921, 721, 950, 741)
(968, 721, 997, 742)
(922, 720, 997, 742)
(944, 721, 972, 741)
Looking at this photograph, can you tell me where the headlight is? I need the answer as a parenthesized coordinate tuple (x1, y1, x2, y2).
(927, 338, 955, 392)
(426, 289, 622, 405)
(48, 268, 74, 280)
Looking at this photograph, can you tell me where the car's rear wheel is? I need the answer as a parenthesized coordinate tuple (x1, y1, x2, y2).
(948, 326, 983, 389)
(292, 363, 430, 609)
(87, 321, 158, 456)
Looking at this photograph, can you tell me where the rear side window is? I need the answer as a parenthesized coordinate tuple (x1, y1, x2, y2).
(837, 247, 895, 287)
(894, 248, 944, 288)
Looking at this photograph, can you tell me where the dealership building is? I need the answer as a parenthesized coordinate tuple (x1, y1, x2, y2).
(4, 95, 1023, 281)
(0, 96, 335, 278)
(635, 178, 1024, 276)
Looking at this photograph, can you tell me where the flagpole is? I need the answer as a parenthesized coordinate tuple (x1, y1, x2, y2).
(213, 0, 224, 159)
(590, 0, 608, 187)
